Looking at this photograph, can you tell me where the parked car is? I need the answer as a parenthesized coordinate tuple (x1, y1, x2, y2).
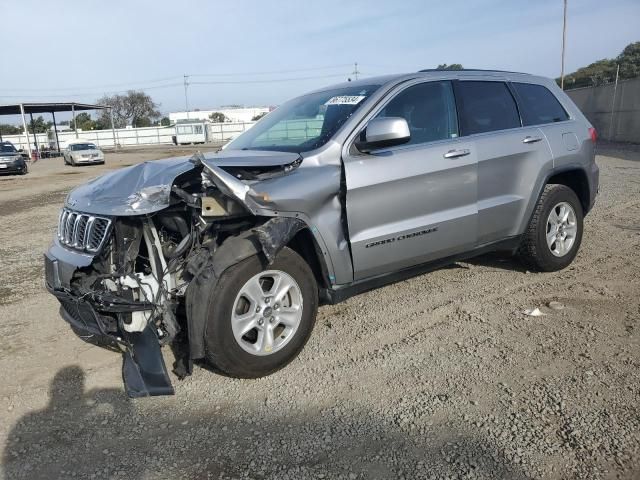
(44, 70, 599, 397)
(0, 141, 28, 175)
(63, 141, 104, 166)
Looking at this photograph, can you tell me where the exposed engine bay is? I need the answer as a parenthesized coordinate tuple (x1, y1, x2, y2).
(46, 152, 326, 397)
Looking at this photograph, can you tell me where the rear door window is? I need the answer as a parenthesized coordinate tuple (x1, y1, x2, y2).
(375, 81, 459, 145)
(512, 82, 569, 126)
(455, 81, 521, 135)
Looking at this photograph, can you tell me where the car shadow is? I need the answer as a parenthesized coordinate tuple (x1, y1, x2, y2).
(465, 252, 530, 273)
(3, 366, 534, 480)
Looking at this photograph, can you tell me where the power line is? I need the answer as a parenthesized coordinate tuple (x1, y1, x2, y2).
(0, 68, 362, 100)
(2, 76, 183, 92)
(1, 64, 354, 94)
(0, 82, 183, 99)
(188, 64, 352, 77)
(189, 73, 348, 86)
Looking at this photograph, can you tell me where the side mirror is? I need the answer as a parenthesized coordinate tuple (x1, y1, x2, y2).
(355, 117, 410, 153)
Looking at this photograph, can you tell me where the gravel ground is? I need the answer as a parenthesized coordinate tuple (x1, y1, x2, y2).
(0, 145, 638, 480)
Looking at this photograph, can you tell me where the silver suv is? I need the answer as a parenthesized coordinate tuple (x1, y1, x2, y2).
(44, 70, 599, 396)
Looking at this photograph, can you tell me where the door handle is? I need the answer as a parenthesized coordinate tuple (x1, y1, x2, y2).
(522, 136, 543, 144)
(443, 149, 470, 159)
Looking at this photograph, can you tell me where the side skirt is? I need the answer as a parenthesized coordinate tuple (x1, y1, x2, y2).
(320, 236, 521, 305)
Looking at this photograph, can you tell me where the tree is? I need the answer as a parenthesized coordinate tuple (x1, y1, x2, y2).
(135, 117, 152, 128)
(617, 41, 640, 79)
(160, 117, 171, 126)
(560, 59, 618, 88)
(209, 112, 227, 123)
(96, 90, 160, 128)
(436, 64, 464, 70)
(70, 113, 97, 131)
(0, 124, 21, 135)
(251, 112, 268, 121)
(27, 116, 53, 134)
(558, 41, 640, 89)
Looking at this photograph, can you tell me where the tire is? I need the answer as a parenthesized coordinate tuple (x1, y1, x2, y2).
(204, 247, 318, 378)
(518, 184, 583, 272)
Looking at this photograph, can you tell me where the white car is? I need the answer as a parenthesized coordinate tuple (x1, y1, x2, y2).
(63, 141, 104, 166)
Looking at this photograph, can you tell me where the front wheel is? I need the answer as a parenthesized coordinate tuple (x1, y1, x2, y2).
(204, 247, 318, 378)
(518, 184, 583, 271)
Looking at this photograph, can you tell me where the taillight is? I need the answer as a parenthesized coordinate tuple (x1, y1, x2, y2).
(588, 127, 597, 144)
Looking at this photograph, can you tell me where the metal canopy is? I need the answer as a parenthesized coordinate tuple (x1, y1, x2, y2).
(0, 102, 115, 156)
(0, 102, 108, 115)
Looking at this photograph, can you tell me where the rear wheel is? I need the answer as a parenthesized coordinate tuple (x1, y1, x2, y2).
(204, 247, 318, 378)
(518, 184, 583, 271)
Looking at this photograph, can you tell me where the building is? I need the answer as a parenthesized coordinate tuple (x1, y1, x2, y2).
(169, 106, 270, 124)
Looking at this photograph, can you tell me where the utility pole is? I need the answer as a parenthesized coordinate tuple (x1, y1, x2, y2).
(352, 62, 360, 81)
(183, 74, 190, 119)
(560, 0, 568, 89)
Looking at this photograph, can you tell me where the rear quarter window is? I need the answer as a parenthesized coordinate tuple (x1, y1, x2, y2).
(512, 82, 569, 126)
(455, 81, 521, 135)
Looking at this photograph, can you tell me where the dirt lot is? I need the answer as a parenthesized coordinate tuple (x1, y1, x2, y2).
(0, 145, 638, 480)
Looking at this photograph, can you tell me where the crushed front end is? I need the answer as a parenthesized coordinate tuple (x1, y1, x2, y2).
(44, 151, 310, 397)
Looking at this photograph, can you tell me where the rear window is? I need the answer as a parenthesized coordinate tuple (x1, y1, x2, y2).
(512, 82, 569, 126)
(456, 81, 520, 135)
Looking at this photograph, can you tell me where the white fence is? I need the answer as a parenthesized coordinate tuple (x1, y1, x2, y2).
(1, 121, 256, 152)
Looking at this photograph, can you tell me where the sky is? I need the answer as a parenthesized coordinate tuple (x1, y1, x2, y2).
(1, 0, 639, 121)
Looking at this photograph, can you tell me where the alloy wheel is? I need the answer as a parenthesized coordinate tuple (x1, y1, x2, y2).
(231, 270, 303, 356)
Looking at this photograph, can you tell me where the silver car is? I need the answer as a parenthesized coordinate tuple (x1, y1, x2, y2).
(63, 141, 105, 166)
(44, 70, 598, 396)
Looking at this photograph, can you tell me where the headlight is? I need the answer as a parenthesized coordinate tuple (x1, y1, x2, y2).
(126, 185, 171, 211)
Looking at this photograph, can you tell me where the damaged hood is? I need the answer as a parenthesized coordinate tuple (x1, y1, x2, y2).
(65, 150, 301, 216)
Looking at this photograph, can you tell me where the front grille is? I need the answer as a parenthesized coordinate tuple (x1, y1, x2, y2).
(58, 208, 112, 253)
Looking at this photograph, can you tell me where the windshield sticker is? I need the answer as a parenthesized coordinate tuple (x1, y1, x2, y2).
(325, 95, 366, 106)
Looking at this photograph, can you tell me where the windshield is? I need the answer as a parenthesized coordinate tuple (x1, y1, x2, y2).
(0, 144, 18, 153)
(226, 84, 380, 153)
(70, 143, 97, 151)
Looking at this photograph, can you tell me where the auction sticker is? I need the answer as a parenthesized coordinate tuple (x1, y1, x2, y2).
(325, 95, 366, 106)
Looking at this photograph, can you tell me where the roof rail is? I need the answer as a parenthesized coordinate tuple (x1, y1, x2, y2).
(417, 68, 527, 74)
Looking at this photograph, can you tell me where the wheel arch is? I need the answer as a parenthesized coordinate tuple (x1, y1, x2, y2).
(185, 216, 330, 360)
(547, 168, 590, 214)
(286, 227, 330, 291)
(517, 165, 592, 239)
